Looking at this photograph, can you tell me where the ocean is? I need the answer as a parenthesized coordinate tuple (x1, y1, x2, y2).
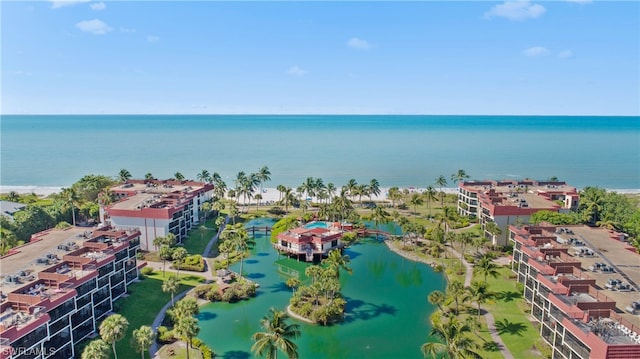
(1, 115, 638, 191)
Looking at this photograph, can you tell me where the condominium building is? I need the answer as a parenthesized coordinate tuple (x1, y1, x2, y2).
(0, 226, 141, 359)
(510, 224, 640, 358)
(100, 179, 214, 251)
(274, 222, 344, 262)
(457, 179, 579, 246)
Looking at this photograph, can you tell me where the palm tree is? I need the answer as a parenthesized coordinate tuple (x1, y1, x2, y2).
(424, 186, 437, 217)
(172, 247, 188, 277)
(370, 205, 390, 241)
(251, 307, 301, 359)
(421, 316, 481, 359)
(213, 175, 227, 200)
(427, 290, 446, 313)
(580, 186, 606, 225)
(447, 279, 466, 315)
(152, 235, 165, 252)
(61, 187, 79, 226)
(285, 278, 301, 293)
(368, 178, 381, 202)
(465, 281, 492, 318)
(322, 249, 352, 279)
(99, 314, 129, 359)
(276, 184, 286, 202)
(6, 191, 20, 202)
(159, 245, 173, 276)
(82, 339, 110, 359)
(484, 221, 502, 247)
(435, 175, 448, 207)
(332, 188, 353, 223)
(254, 193, 263, 210)
(162, 275, 179, 307)
(197, 169, 211, 183)
(326, 183, 337, 202)
(409, 193, 424, 215)
(300, 177, 317, 201)
(131, 325, 155, 359)
(282, 187, 295, 213)
(450, 169, 470, 185)
(174, 316, 200, 359)
(458, 231, 473, 265)
(218, 240, 234, 269)
(257, 165, 272, 194)
(344, 178, 358, 201)
(174, 172, 185, 181)
(222, 224, 255, 279)
(144, 173, 154, 181)
(118, 168, 132, 183)
(474, 255, 500, 284)
(387, 187, 400, 207)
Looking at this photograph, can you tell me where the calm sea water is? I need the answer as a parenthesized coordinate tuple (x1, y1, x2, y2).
(1, 115, 638, 189)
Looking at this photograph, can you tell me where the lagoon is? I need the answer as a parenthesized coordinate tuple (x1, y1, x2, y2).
(197, 218, 445, 358)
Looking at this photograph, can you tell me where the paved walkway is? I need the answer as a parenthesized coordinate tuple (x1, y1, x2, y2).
(148, 288, 191, 358)
(446, 245, 514, 359)
(147, 215, 230, 358)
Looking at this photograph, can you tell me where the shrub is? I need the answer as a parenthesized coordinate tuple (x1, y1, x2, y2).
(515, 282, 525, 293)
(140, 267, 154, 276)
(267, 206, 285, 215)
(156, 326, 175, 344)
(194, 284, 214, 299)
(206, 288, 222, 302)
(173, 254, 205, 272)
(192, 337, 215, 359)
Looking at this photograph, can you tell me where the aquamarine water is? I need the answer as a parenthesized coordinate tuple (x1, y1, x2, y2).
(1, 115, 638, 189)
(197, 218, 444, 358)
(304, 221, 329, 229)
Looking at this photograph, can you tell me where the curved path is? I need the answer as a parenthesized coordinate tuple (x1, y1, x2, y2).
(446, 246, 514, 359)
(149, 288, 191, 358)
(386, 241, 514, 359)
(148, 215, 230, 358)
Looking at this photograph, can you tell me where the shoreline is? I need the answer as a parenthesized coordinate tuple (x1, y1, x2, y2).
(384, 240, 439, 268)
(2, 185, 639, 198)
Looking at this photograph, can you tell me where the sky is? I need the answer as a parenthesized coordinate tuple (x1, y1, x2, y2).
(2, 0, 639, 115)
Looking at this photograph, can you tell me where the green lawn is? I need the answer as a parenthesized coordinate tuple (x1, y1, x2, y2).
(145, 270, 207, 287)
(482, 267, 547, 358)
(181, 219, 218, 255)
(112, 276, 193, 359)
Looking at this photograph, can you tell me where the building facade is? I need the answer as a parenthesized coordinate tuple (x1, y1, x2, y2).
(510, 224, 640, 358)
(100, 179, 214, 251)
(457, 179, 579, 246)
(0, 226, 141, 359)
(274, 222, 344, 262)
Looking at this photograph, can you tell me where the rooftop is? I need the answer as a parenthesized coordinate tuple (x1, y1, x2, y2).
(111, 179, 212, 196)
(514, 224, 640, 329)
(460, 179, 577, 194)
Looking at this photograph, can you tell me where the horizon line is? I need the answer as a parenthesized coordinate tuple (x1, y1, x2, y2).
(3, 113, 639, 117)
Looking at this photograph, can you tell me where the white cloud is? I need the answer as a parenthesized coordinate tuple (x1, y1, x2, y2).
(558, 50, 574, 59)
(484, 1, 546, 21)
(49, 0, 90, 9)
(75, 19, 113, 35)
(523, 46, 550, 57)
(90, 2, 106, 11)
(347, 37, 372, 50)
(287, 66, 308, 76)
(147, 36, 160, 43)
(120, 27, 136, 33)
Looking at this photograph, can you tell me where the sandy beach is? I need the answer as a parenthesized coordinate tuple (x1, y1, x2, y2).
(2, 185, 639, 200)
(0, 185, 461, 200)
